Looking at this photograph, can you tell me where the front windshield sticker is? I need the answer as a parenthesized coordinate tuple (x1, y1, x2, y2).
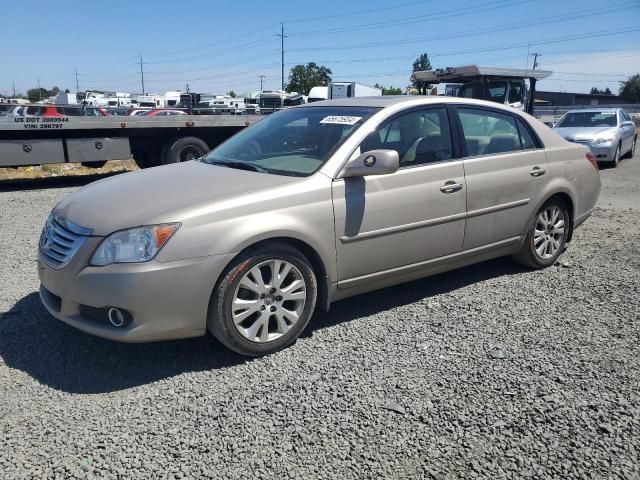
(320, 115, 362, 125)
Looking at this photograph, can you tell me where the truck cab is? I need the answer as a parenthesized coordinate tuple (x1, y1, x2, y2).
(412, 65, 552, 115)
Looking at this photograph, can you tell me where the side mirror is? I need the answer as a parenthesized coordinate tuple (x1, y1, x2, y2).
(623, 120, 636, 128)
(337, 149, 399, 178)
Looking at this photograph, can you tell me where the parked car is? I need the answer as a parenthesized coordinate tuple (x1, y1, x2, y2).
(144, 109, 188, 117)
(553, 108, 637, 167)
(128, 109, 152, 116)
(38, 97, 601, 356)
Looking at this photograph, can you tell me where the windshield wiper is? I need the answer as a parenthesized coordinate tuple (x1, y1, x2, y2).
(207, 160, 266, 173)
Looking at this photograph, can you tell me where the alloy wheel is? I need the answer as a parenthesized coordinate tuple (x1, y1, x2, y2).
(231, 259, 307, 343)
(533, 206, 565, 260)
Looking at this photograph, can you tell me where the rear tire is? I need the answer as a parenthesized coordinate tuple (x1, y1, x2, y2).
(624, 137, 636, 159)
(208, 243, 317, 356)
(512, 198, 570, 269)
(162, 136, 209, 165)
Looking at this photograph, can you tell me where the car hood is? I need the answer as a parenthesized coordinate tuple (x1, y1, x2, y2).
(553, 126, 617, 141)
(54, 161, 303, 236)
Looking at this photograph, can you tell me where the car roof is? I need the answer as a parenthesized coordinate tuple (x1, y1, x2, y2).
(303, 95, 522, 111)
(564, 108, 619, 114)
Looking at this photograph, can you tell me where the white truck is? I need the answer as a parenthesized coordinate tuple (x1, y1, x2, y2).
(327, 82, 382, 99)
(411, 65, 552, 115)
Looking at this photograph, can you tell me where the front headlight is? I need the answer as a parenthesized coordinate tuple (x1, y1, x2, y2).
(593, 136, 615, 144)
(90, 223, 180, 266)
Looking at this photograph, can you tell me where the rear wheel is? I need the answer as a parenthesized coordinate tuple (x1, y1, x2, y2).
(209, 244, 317, 356)
(513, 198, 570, 269)
(162, 136, 209, 165)
(624, 136, 636, 159)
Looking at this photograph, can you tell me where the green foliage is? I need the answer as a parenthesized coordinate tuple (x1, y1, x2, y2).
(374, 83, 403, 95)
(590, 87, 613, 95)
(619, 74, 640, 103)
(411, 52, 432, 88)
(227, 90, 236, 98)
(285, 62, 332, 95)
(26, 86, 61, 103)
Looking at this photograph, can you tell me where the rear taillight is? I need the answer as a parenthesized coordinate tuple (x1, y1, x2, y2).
(586, 152, 599, 170)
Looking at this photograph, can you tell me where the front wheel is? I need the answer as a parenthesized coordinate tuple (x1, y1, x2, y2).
(610, 143, 621, 167)
(512, 198, 570, 269)
(208, 244, 317, 356)
(624, 137, 636, 159)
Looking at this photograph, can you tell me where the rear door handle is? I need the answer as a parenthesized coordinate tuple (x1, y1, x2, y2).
(440, 181, 463, 194)
(529, 167, 546, 177)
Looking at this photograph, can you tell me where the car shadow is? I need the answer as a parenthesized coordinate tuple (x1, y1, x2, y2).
(0, 171, 127, 192)
(0, 257, 529, 394)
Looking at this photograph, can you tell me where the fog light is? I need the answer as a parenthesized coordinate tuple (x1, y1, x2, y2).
(108, 307, 126, 327)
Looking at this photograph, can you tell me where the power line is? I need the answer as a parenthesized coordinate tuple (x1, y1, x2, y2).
(285, 0, 429, 23)
(287, 0, 530, 36)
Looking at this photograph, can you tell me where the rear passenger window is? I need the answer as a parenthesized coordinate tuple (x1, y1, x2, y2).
(458, 108, 522, 156)
(516, 118, 537, 149)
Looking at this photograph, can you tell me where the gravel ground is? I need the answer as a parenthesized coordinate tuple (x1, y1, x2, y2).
(0, 154, 638, 480)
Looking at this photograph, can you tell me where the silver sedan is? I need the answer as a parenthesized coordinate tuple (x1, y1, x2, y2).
(554, 108, 637, 167)
(38, 97, 601, 356)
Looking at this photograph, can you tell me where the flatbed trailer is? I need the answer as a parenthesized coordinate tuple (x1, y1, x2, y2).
(0, 113, 262, 168)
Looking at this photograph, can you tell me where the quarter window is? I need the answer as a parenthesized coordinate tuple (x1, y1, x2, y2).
(458, 108, 522, 156)
(516, 118, 537, 150)
(362, 107, 453, 167)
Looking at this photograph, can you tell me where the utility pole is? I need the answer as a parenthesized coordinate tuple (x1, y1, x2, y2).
(259, 75, 266, 91)
(186, 83, 190, 93)
(531, 53, 541, 70)
(37, 77, 42, 101)
(74, 68, 80, 93)
(275, 22, 288, 92)
(139, 55, 146, 94)
(12, 80, 16, 97)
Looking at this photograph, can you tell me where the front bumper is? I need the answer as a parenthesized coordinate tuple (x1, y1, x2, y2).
(38, 241, 235, 342)
(587, 143, 616, 161)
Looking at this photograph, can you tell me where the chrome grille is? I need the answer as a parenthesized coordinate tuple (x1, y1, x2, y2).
(39, 214, 92, 269)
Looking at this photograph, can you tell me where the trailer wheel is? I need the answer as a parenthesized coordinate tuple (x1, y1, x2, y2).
(133, 145, 162, 169)
(81, 161, 107, 169)
(162, 137, 209, 165)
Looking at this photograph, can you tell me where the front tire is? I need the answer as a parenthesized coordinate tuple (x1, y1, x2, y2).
(624, 136, 636, 159)
(513, 198, 570, 269)
(610, 143, 621, 167)
(208, 243, 317, 356)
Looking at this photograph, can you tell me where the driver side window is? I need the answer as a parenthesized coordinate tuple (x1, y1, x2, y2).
(360, 107, 453, 168)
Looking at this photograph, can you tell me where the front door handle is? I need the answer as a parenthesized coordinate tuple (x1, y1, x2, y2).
(440, 181, 463, 194)
(529, 166, 546, 177)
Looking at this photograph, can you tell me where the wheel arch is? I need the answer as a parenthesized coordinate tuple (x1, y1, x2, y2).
(213, 236, 332, 314)
(542, 190, 575, 242)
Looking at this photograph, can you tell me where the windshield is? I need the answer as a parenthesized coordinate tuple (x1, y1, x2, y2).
(203, 106, 379, 176)
(556, 111, 617, 128)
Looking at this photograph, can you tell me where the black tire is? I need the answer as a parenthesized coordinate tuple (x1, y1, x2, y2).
(512, 197, 570, 269)
(624, 136, 636, 159)
(133, 145, 162, 169)
(208, 243, 317, 356)
(162, 136, 209, 165)
(610, 143, 621, 167)
(81, 161, 107, 168)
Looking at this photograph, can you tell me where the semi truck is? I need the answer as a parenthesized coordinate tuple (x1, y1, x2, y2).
(411, 65, 552, 115)
(0, 108, 260, 169)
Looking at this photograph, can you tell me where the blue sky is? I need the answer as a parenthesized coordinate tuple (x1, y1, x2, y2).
(2, 0, 639, 96)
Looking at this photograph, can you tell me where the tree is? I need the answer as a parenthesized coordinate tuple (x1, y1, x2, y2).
(26, 86, 63, 103)
(374, 83, 403, 95)
(285, 62, 332, 95)
(619, 74, 640, 103)
(411, 52, 432, 88)
(590, 87, 613, 95)
(226, 90, 236, 98)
